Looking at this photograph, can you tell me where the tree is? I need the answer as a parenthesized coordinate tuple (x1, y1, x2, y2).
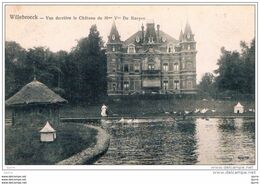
(26, 47, 54, 87)
(6, 25, 107, 104)
(214, 38, 255, 95)
(240, 39, 255, 94)
(68, 24, 107, 104)
(5, 41, 27, 98)
(198, 72, 216, 97)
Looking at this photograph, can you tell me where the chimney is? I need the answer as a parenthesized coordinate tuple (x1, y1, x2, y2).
(157, 24, 160, 42)
(141, 23, 144, 42)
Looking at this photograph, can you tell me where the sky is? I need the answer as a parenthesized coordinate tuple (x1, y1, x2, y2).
(5, 4, 255, 82)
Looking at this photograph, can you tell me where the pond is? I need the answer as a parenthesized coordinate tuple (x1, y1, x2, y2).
(94, 118, 255, 165)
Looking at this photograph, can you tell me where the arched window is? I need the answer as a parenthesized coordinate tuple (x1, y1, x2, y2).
(173, 63, 179, 71)
(163, 63, 169, 72)
(112, 65, 116, 73)
(186, 61, 192, 69)
(124, 81, 129, 90)
(127, 44, 136, 53)
(163, 81, 168, 90)
(148, 64, 155, 70)
(124, 64, 129, 72)
(187, 80, 193, 89)
(112, 83, 116, 91)
(117, 64, 121, 71)
(148, 37, 154, 43)
(174, 81, 180, 90)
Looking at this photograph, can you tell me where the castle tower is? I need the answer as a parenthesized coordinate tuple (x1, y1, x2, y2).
(179, 21, 197, 94)
(107, 21, 123, 95)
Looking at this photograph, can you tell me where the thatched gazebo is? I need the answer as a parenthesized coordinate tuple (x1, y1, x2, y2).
(6, 79, 67, 125)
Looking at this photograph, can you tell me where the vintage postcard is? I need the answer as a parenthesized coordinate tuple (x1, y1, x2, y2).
(3, 3, 256, 170)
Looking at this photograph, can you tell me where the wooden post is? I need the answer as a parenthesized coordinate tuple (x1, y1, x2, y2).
(12, 110, 15, 126)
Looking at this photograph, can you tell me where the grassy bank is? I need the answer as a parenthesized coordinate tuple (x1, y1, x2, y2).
(5, 123, 97, 165)
(5, 98, 255, 120)
(59, 98, 255, 118)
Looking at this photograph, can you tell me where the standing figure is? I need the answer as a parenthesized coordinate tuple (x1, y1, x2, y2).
(101, 104, 108, 117)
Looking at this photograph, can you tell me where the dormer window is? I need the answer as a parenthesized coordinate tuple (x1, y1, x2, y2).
(136, 36, 140, 43)
(168, 44, 174, 53)
(162, 37, 167, 42)
(127, 44, 136, 54)
(187, 33, 191, 39)
(112, 34, 115, 40)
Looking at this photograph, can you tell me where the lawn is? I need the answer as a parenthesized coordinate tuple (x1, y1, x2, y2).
(5, 123, 97, 165)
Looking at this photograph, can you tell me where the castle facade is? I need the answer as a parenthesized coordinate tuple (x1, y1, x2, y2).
(106, 20, 197, 96)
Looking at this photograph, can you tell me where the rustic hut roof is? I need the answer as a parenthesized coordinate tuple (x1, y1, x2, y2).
(39, 121, 56, 133)
(6, 79, 67, 107)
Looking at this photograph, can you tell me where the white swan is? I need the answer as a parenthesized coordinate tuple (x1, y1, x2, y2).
(118, 117, 125, 123)
(127, 119, 133, 123)
(132, 119, 139, 123)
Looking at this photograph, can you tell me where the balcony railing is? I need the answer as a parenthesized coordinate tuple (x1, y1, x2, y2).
(142, 69, 161, 75)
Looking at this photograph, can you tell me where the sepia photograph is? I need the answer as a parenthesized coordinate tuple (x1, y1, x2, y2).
(3, 3, 256, 167)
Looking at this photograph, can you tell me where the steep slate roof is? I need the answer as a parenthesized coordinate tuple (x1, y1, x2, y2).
(123, 30, 178, 46)
(160, 30, 179, 43)
(124, 31, 142, 45)
(6, 80, 67, 107)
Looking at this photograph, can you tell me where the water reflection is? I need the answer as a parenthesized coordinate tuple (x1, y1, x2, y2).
(96, 118, 255, 165)
(217, 118, 255, 165)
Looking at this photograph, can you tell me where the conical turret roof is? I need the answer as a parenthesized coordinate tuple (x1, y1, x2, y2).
(108, 21, 121, 43)
(184, 21, 192, 36)
(179, 29, 184, 41)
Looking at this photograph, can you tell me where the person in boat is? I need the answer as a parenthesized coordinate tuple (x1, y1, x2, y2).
(101, 104, 108, 117)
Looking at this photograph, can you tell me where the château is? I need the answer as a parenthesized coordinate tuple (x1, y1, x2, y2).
(106, 20, 197, 96)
